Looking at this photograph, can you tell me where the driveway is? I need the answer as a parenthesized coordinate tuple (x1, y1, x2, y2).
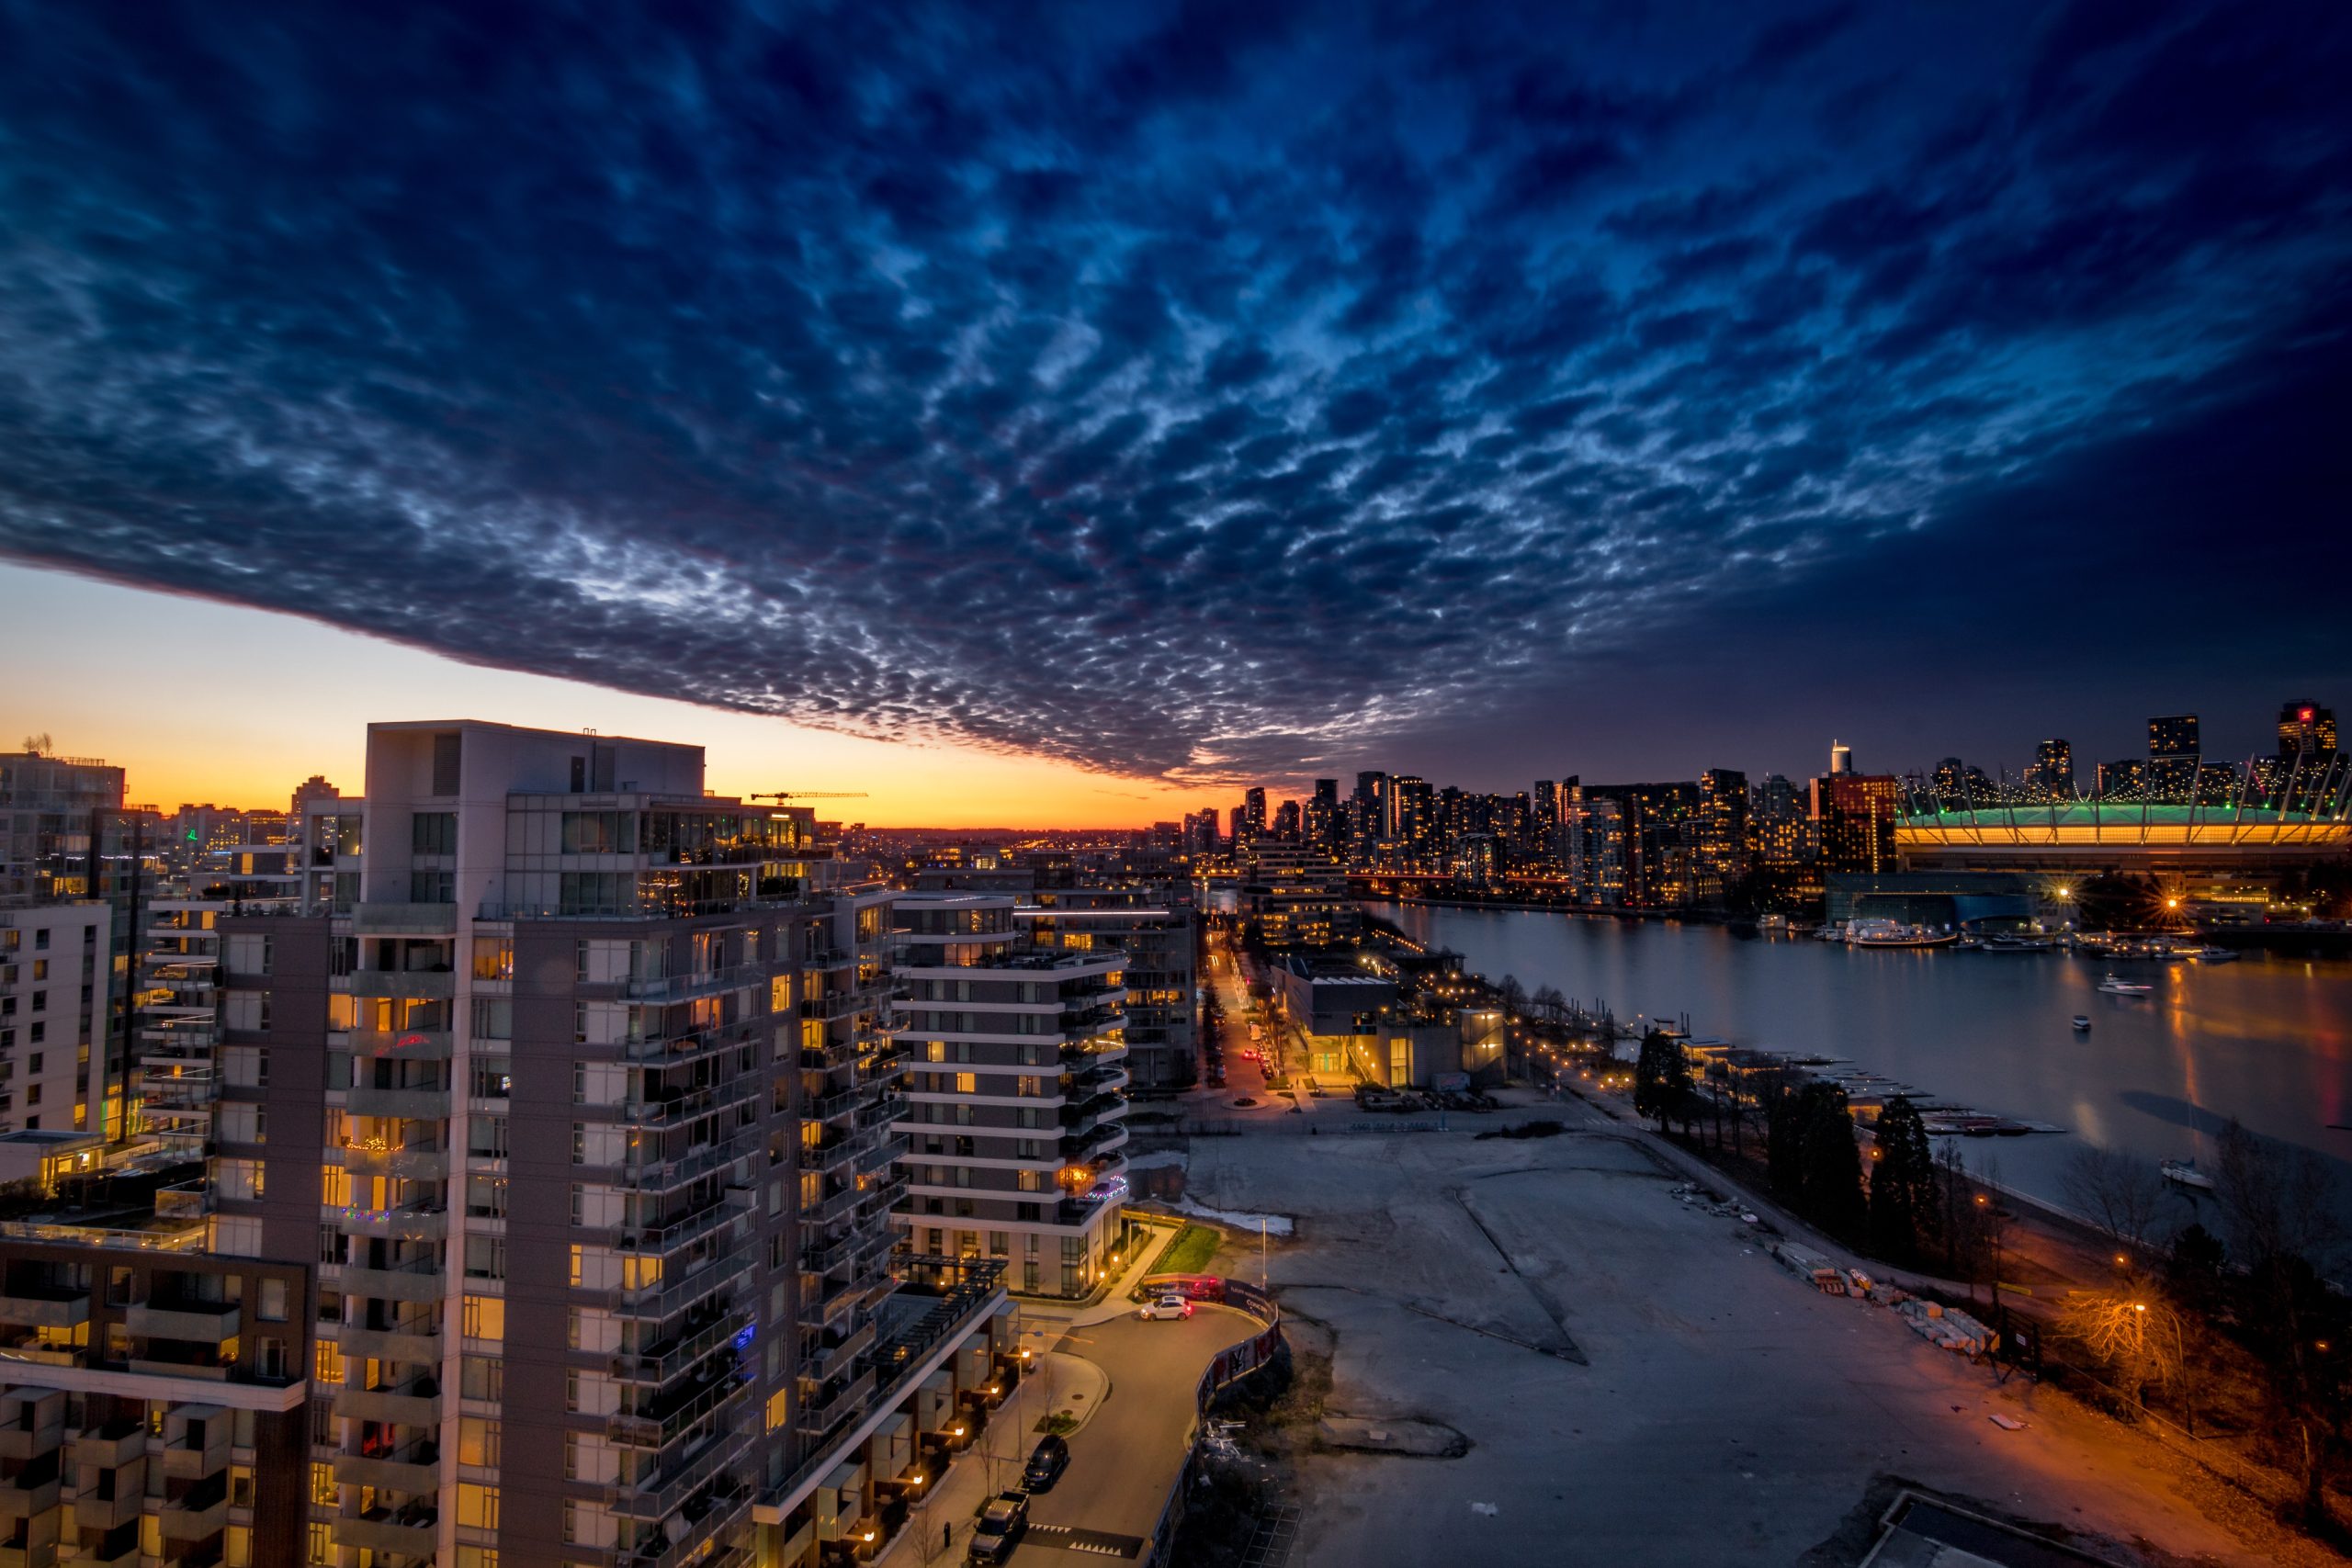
(1009, 1308, 1259, 1563)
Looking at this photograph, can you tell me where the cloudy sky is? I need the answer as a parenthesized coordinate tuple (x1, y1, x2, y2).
(3, 0, 2348, 811)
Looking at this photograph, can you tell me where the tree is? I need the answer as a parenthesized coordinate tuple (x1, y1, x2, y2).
(2212, 1119, 2351, 1529)
(2059, 1146, 2167, 1258)
(2161, 1224, 2231, 1322)
(1764, 1074, 1804, 1196)
(1867, 1096, 1939, 1262)
(1794, 1082, 1865, 1240)
(1935, 1141, 1980, 1279)
(1633, 1029, 1689, 1134)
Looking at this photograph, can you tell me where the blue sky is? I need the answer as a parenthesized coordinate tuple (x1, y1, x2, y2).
(2, 0, 2347, 794)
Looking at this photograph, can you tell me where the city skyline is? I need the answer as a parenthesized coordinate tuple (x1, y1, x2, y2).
(3, 3, 2348, 797)
(3, 565, 2340, 826)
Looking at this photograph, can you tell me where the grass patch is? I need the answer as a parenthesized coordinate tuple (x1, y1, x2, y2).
(1032, 1411, 1079, 1436)
(1157, 1224, 1221, 1276)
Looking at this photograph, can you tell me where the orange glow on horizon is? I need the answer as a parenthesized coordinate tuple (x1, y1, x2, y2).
(0, 564, 1229, 829)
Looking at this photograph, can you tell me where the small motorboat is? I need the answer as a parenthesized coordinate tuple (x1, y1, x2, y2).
(2070, 1015, 2091, 1032)
(2097, 973, 2153, 995)
(2161, 1157, 2216, 1191)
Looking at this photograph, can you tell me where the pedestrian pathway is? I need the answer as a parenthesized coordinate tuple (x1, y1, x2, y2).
(867, 1347, 1106, 1568)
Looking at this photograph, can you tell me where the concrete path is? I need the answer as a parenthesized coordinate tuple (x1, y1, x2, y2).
(868, 1347, 1108, 1568)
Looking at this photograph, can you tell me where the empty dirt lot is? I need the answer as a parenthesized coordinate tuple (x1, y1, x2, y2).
(1175, 1119, 2323, 1567)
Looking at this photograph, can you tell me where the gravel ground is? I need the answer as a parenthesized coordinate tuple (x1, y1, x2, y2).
(1182, 1122, 2334, 1568)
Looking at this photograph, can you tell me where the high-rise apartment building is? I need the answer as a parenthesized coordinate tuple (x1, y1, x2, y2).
(1560, 795, 1625, 906)
(1236, 845, 1359, 947)
(2277, 701, 2337, 762)
(0, 752, 127, 906)
(2097, 758, 2146, 800)
(1388, 777, 1433, 869)
(1697, 770, 1748, 876)
(2148, 714, 2200, 805)
(1017, 887, 1197, 1091)
(0, 901, 112, 1138)
(1, 721, 1011, 1568)
(1811, 773, 1901, 874)
(892, 894, 1132, 1298)
(2033, 739, 2073, 801)
(1304, 779, 1340, 856)
(1349, 772, 1388, 862)
(1576, 784, 1698, 907)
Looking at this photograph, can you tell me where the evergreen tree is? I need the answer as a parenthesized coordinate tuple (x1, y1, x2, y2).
(1795, 1081, 1866, 1239)
(1766, 1084, 1802, 1195)
(2162, 1223, 2230, 1321)
(1866, 1095, 1939, 1261)
(1633, 1029, 1688, 1134)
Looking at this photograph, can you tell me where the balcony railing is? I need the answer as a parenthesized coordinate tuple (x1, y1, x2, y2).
(620, 964, 763, 1003)
(606, 1427, 751, 1523)
(762, 1259, 1004, 1506)
(607, 1369, 750, 1450)
(608, 1250, 752, 1325)
(614, 1193, 749, 1258)
(624, 1478, 753, 1568)
(610, 1308, 745, 1386)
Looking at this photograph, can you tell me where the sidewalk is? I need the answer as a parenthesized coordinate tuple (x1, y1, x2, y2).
(870, 1347, 1108, 1567)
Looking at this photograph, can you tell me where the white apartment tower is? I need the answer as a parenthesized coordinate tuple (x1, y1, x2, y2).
(892, 894, 1133, 1299)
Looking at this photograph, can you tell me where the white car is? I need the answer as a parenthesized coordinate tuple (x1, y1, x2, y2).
(1137, 1293, 1195, 1321)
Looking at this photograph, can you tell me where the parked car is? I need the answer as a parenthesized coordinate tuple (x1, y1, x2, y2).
(967, 1492, 1030, 1564)
(1023, 1433, 1070, 1492)
(1137, 1293, 1195, 1321)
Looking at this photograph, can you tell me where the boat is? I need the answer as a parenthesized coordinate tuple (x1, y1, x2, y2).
(2096, 973, 2153, 995)
(2071, 1015, 2091, 1032)
(2160, 1157, 2216, 1191)
(1983, 935, 2053, 953)
(1846, 918, 1959, 949)
(2186, 945, 2239, 963)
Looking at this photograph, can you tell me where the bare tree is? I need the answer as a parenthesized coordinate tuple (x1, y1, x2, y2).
(906, 1486, 950, 1568)
(19, 732, 51, 756)
(2213, 1118, 2348, 1270)
(2060, 1145, 2168, 1257)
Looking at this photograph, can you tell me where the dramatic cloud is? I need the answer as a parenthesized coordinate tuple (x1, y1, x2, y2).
(1, 1, 2346, 784)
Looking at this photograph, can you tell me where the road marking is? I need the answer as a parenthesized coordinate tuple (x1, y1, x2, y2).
(1027, 1523, 1146, 1557)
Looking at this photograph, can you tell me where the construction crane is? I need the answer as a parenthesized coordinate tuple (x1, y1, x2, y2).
(748, 791, 868, 802)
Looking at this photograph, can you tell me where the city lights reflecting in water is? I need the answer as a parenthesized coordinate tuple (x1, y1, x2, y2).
(1371, 903, 2352, 1213)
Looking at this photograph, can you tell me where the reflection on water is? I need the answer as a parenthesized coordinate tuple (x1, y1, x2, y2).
(1370, 902, 2352, 1213)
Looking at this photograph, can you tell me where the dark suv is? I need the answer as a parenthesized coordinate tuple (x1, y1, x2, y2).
(1022, 1433, 1070, 1492)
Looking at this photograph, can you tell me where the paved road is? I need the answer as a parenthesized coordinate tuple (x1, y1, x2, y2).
(1011, 1308, 1253, 1563)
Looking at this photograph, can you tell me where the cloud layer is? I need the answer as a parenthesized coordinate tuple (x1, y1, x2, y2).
(2, 1, 2347, 784)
